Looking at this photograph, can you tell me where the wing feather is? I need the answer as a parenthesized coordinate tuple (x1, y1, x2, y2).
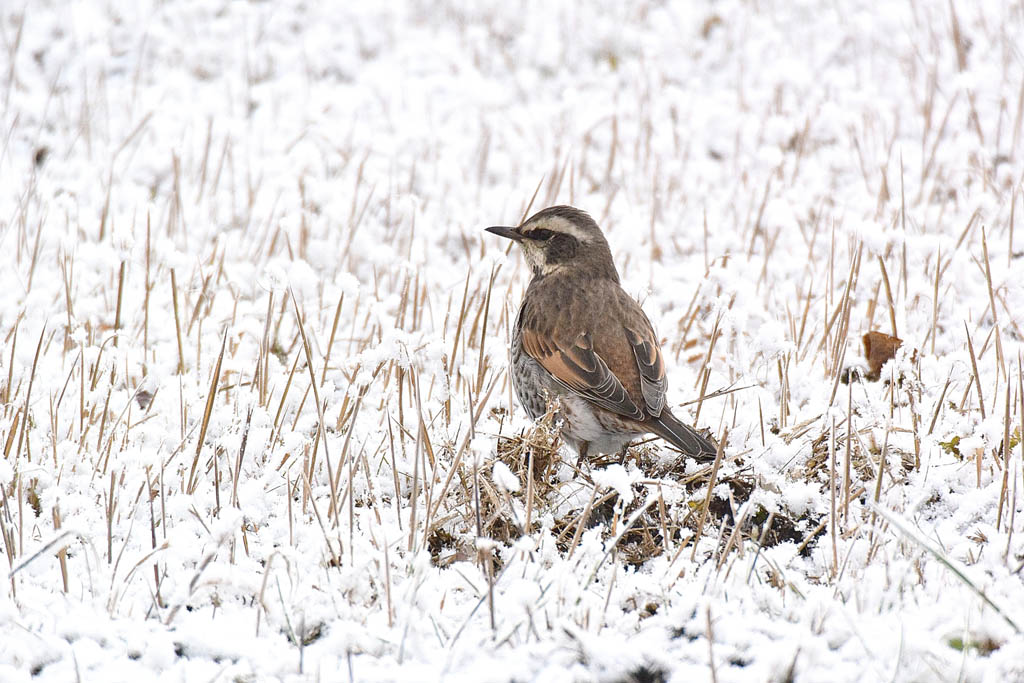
(624, 324, 666, 416)
(520, 324, 642, 419)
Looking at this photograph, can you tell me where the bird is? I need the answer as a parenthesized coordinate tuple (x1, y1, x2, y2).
(486, 205, 717, 466)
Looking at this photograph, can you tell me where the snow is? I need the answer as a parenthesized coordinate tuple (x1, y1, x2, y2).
(2, 0, 1024, 680)
(491, 461, 520, 493)
(591, 464, 639, 507)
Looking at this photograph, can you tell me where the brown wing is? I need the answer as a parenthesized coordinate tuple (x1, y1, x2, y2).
(520, 319, 643, 420)
(624, 322, 666, 417)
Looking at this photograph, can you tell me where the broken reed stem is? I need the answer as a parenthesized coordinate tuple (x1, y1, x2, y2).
(829, 415, 838, 577)
(716, 502, 751, 572)
(706, 605, 718, 683)
(692, 313, 732, 424)
(524, 444, 535, 534)
(186, 331, 227, 495)
(980, 226, 1005, 378)
(691, 426, 728, 562)
(694, 312, 722, 392)
(331, 394, 363, 530)
(170, 269, 185, 374)
(447, 269, 473, 379)
(212, 436, 221, 517)
(143, 215, 152, 367)
(694, 366, 712, 425)
(105, 469, 116, 563)
(113, 260, 126, 348)
(270, 350, 301, 449)
(931, 248, 941, 355)
(259, 292, 274, 406)
(232, 407, 253, 509)
(877, 255, 897, 338)
(1009, 189, 1017, 269)
(757, 397, 765, 447)
(907, 378, 922, 470)
(777, 357, 789, 428)
(567, 483, 600, 559)
(320, 293, 344, 386)
(52, 504, 68, 593)
(842, 396, 857, 531)
(964, 322, 986, 419)
(407, 384, 422, 553)
(927, 370, 952, 435)
(2, 317, 18, 407)
(476, 266, 498, 396)
(1013, 356, 1024, 542)
(996, 380, 1011, 528)
(1, 484, 18, 588)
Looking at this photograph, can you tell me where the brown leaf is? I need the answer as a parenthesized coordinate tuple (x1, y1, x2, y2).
(862, 331, 902, 380)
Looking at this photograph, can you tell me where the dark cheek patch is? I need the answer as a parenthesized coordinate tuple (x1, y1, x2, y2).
(545, 234, 578, 263)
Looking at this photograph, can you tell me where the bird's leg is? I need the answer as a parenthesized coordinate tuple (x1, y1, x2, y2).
(573, 441, 590, 476)
(616, 442, 632, 465)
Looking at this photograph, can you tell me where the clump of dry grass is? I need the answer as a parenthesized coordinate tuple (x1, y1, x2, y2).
(801, 425, 915, 484)
(427, 401, 565, 566)
(494, 402, 565, 509)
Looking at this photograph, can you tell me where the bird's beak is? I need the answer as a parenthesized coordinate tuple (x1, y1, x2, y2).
(485, 225, 523, 242)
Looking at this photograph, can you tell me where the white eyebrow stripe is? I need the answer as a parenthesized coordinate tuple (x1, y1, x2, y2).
(524, 216, 590, 242)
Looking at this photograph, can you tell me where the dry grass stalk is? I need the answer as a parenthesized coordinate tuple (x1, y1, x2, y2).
(690, 426, 728, 562)
(964, 323, 987, 420)
(996, 381, 1012, 529)
(170, 269, 186, 374)
(980, 227, 1006, 378)
(877, 255, 898, 339)
(52, 503, 68, 593)
(829, 416, 838, 577)
(186, 332, 227, 495)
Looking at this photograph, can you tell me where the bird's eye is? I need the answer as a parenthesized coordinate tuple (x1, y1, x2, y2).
(530, 229, 555, 241)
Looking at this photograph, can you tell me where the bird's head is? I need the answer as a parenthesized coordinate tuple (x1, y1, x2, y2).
(486, 205, 618, 281)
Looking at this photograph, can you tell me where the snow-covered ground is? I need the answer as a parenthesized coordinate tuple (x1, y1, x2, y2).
(2, 0, 1023, 680)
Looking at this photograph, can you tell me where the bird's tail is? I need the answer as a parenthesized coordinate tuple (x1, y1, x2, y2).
(649, 409, 718, 460)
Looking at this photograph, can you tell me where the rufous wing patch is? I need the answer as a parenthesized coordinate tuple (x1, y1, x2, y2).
(519, 319, 642, 419)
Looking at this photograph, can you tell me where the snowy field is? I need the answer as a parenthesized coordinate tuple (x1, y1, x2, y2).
(2, 0, 1024, 680)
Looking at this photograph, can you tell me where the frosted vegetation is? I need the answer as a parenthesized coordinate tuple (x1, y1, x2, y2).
(1, 0, 1023, 680)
